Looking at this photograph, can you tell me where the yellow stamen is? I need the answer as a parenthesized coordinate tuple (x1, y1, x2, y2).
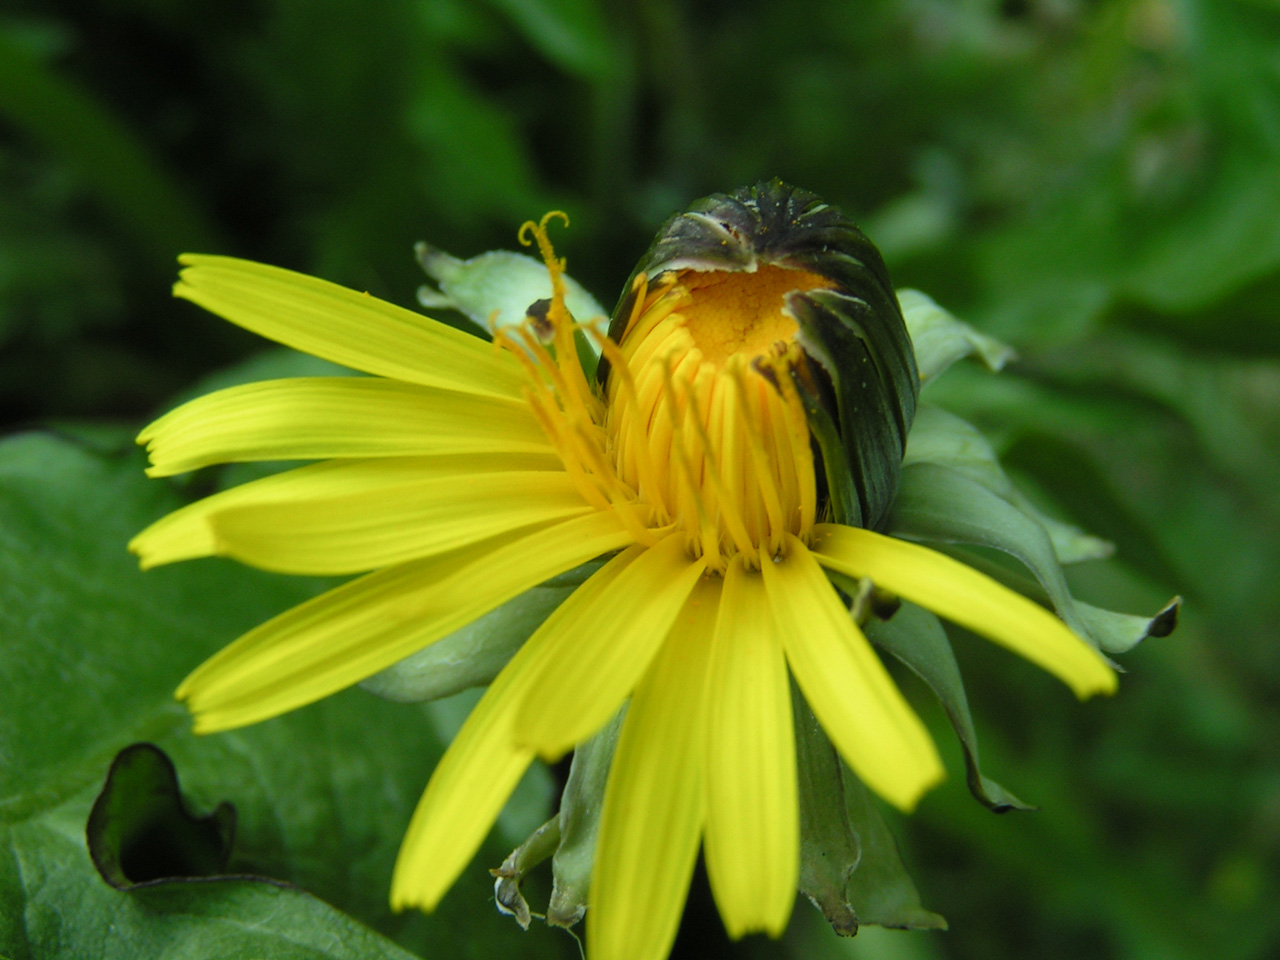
(605, 266, 826, 572)
(518, 213, 598, 417)
(503, 216, 824, 574)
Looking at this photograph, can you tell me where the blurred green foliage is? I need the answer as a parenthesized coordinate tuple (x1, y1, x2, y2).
(1, 0, 1277, 959)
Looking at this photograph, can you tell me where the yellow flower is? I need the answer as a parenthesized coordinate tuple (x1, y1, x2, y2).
(132, 182, 1116, 960)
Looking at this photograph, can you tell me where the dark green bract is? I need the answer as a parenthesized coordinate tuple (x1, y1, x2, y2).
(608, 179, 919, 530)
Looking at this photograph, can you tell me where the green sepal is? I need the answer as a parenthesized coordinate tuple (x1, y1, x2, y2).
(782, 358, 862, 526)
(361, 561, 602, 703)
(905, 405, 1114, 565)
(415, 243, 606, 346)
(898, 288, 1016, 385)
(87, 743, 236, 889)
(1076, 597, 1181, 654)
(625, 180, 904, 300)
(933, 544, 1180, 656)
(864, 604, 1034, 813)
(548, 706, 625, 928)
(890, 460, 1097, 643)
(841, 768, 948, 931)
(491, 817, 562, 930)
(792, 680, 860, 935)
(488, 706, 624, 931)
(574, 326, 601, 383)
(792, 684, 946, 933)
(788, 289, 916, 530)
(890, 461, 1178, 654)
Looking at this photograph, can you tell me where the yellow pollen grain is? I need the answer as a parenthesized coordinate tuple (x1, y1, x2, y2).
(677, 266, 830, 367)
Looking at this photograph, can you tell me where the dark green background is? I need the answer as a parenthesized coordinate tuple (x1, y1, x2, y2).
(2, 1, 1277, 958)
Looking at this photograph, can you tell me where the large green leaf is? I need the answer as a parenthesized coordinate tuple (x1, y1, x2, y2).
(2, 802, 423, 960)
(0, 432, 568, 960)
(86, 743, 236, 889)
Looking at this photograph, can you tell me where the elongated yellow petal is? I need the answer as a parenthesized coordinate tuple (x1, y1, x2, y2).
(139, 377, 551, 477)
(810, 523, 1117, 698)
(210, 471, 590, 575)
(589, 578, 719, 960)
(766, 536, 944, 811)
(703, 555, 798, 938)
(174, 255, 525, 398)
(129, 452, 563, 570)
(392, 545, 644, 911)
(512, 534, 705, 759)
(177, 510, 635, 731)
(391, 675, 535, 913)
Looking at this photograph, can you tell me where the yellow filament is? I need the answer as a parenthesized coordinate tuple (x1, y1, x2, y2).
(495, 215, 662, 548)
(518, 213, 598, 417)
(593, 329, 665, 516)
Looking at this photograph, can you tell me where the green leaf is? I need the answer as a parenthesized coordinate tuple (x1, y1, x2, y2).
(87, 743, 236, 889)
(0, 433, 567, 960)
(865, 604, 1032, 813)
(3, 802, 424, 960)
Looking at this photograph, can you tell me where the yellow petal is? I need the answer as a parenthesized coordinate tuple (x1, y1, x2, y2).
(766, 536, 944, 812)
(810, 523, 1117, 698)
(512, 534, 705, 759)
(393, 545, 646, 911)
(211, 471, 590, 575)
(129, 452, 563, 570)
(589, 577, 719, 960)
(174, 255, 525, 398)
(390, 673, 534, 912)
(703, 555, 798, 938)
(177, 509, 634, 732)
(139, 377, 551, 477)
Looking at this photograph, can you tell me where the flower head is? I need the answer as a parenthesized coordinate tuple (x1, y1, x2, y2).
(132, 181, 1128, 960)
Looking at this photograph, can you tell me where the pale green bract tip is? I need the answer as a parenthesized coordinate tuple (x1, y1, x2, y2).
(416, 245, 608, 351)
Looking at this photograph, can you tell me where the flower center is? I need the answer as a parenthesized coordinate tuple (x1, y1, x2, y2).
(676, 267, 824, 366)
(603, 266, 826, 571)
(501, 215, 824, 573)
